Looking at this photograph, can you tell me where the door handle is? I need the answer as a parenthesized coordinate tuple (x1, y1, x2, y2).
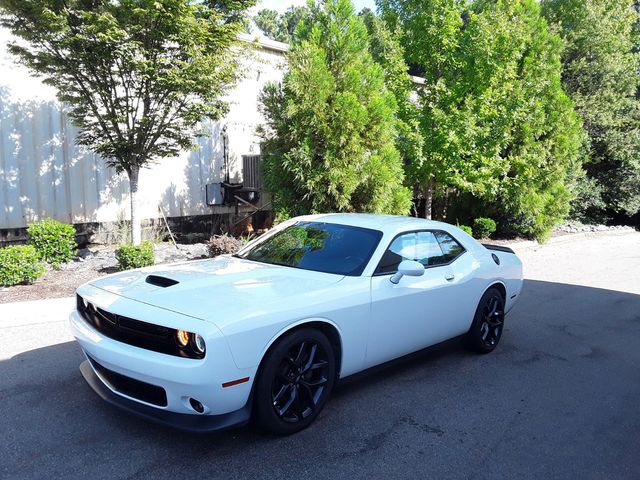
(445, 273, 455, 281)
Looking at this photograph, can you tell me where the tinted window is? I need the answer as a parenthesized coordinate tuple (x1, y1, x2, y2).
(434, 231, 465, 262)
(236, 222, 382, 276)
(376, 231, 448, 274)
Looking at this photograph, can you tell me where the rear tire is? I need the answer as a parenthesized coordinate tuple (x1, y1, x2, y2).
(254, 328, 336, 435)
(466, 287, 505, 354)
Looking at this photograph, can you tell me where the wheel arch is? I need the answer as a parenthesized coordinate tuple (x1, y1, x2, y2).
(251, 319, 342, 433)
(485, 281, 506, 302)
(258, 319, 344, 382)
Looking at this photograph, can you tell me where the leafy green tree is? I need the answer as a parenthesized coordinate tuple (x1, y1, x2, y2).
(378, 0, 466, 218)
(379, 0, 582, 239)
(254, 6, 310, 43)
(259, 0, 411, 219)
(542, 0, 640, 221)
(0, 0, 255, 244)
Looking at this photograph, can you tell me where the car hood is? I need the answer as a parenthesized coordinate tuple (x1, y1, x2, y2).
(88, 255, 345, 323)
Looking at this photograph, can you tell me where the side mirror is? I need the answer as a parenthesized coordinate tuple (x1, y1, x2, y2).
(390, 260, 425, 284)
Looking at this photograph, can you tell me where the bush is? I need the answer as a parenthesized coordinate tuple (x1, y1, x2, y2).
(473, 217, 497, 239)
(27, 219, 77, 268)
(458, 225, 473, 236)
(208, 235, 244, 257)
(0, 245, 46, 286)
(115, 242, 155, 270)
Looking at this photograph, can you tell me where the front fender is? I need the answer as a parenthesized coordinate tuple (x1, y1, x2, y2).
(220, 277, 370, 376)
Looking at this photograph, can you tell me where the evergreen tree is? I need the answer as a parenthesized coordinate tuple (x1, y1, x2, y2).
(478, 0, 583, 239)
(253, 8, 281, 40)
(254, 6, 310, 43)
(259, 0, 411, 219)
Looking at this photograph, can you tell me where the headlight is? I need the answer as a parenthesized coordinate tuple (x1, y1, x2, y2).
(176, 330, 206, 356)
(176, 330, 190, 347)
(193, 334, 206, 354)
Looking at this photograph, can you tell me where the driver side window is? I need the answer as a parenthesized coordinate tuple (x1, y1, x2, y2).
(376, 231, 446, 274)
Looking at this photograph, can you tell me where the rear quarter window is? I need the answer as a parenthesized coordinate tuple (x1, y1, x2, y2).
(434, 231, 465, 262)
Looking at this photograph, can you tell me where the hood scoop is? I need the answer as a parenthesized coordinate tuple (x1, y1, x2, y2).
(145, 275, 179, 288)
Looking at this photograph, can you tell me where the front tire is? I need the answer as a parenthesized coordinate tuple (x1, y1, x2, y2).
(254, 328, 336, 435)
(466, 287, 505, 354)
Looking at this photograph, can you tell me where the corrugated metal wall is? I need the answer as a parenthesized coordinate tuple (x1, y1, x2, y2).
(0, 90, 229, 229)
(0, 89, 126, 228)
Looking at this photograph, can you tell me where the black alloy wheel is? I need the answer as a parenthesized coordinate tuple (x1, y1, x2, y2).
(467, 287, 505, 353)
(255, 328, 336, 435)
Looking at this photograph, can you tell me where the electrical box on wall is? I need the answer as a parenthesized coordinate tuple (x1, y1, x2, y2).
(205, 183, 223, 206)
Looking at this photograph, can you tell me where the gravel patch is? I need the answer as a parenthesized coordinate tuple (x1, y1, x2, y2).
(554, 222, 635, 234)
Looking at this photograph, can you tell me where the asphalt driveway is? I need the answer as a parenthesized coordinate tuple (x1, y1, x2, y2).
(1, 232, 639, 480)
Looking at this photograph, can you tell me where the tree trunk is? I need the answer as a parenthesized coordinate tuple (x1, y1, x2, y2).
(128, 165, 142, 246)
(441, 188, 450, 221)
(424, 178, 434, 220)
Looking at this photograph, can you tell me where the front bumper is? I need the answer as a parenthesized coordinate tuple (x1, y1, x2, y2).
(80, 360, 250, 432)
(69, 284, 256, 431)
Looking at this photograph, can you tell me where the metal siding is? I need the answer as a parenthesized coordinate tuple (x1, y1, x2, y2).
(0, 97, 21, 228)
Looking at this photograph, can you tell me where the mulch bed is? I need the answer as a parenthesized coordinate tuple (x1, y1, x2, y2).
(0, 243, 208, 304)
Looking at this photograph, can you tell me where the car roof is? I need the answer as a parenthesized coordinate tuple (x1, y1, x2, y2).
(295, 213, 453, 235)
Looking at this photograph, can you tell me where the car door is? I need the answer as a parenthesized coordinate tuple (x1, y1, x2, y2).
(365, 230, 468, 367)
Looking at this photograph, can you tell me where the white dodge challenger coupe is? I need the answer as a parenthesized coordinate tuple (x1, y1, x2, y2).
(70, 214, 523, 435)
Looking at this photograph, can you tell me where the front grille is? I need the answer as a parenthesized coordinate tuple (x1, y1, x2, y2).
(76, 294, 204, 359)
(88, 356, 168, 407)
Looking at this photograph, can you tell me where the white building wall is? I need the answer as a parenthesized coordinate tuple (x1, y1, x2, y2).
(0, 29, 286, 230)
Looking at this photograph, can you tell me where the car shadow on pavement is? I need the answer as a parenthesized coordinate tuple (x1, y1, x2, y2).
(1, 279, 639, 479)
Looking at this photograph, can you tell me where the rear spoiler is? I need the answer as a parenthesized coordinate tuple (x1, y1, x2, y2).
(482, 243, 515, 254)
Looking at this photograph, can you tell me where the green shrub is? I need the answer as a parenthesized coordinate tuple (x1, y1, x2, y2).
(207, 235, 244, 257)
(115, 242, 155, 270)
(0, 245, 46, 286)
(473, 217, 497, 239)
(27, 219, 77, 267)
(458, 225, 473, 236)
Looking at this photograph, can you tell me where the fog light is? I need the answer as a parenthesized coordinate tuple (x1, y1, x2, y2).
(189, 398, 204, 413)
(193, 334, 206, 354)
(176, 330, 190, 347)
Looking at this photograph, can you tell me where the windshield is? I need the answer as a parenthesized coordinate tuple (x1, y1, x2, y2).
(236, 221, 383, 276)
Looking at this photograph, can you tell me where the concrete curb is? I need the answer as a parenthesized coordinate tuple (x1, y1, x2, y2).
(0, 296, 75, 328)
